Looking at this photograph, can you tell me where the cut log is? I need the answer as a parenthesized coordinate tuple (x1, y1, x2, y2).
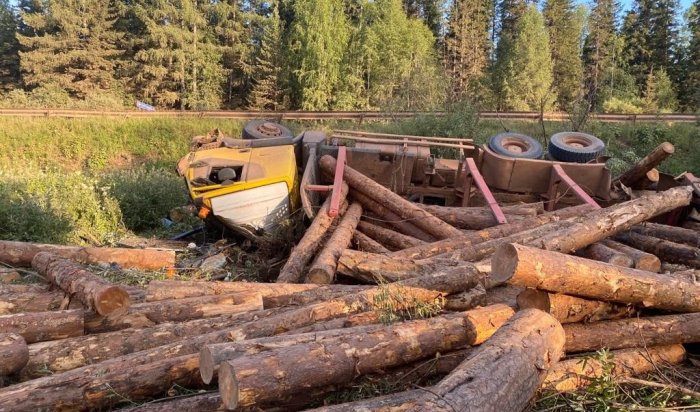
(563, 312, 700, 353)
(616, 231, 700, 268)
(277, 183, 349, 283)
(32, 252, 130, 317)
(352, 231, 389, 254)
(260, 285, 371, 308)
(543, 345, 685, 392)
(517, 289, 634, 324)
(417, 203, 541, 229)
(84, 293, 263, 333)
(601, 239, 661, 272)
(0, 333, 28, 376)
(0, 284, 144, 315)
(632, 222, 700, 247)
(615, 142, 675, 187)
(485, 284, 524, 308)
(0, 240, 175, 270)
(320, 155, 463, 239)
(124, 392, 223, 412)
(306, 202, 363, 284)
(217, 305, 516, 409)
(580, 242, 634, 267)
(494, 243, 700, 312)
(336, 249, 452, 283)
(0, 310, 83, 343)
(534, 186, 693, 253)
(350, 190, 435, 242)
(683, 220, 700, 231)
(405, 309, 565, 412)
(631, 168, 660, 190)
(279, 311, 380, 334)
(357, 221, 424, 250)
(445, 284, 487, 311)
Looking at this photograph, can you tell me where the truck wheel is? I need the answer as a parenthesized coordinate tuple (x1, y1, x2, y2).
(242, 120, 293, 140)
(548, 132, 605, 163)
(488, 133, 544, 159)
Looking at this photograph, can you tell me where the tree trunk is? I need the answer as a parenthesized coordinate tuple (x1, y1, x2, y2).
(485, 284, 523, 308)
(217, 305, 516, 409)
(260, 284, 371, 308)
(601, 239, 661, 272)
(0, 333, 28, 376)
(580, 242, 634, 267)
(543, 345, 685, 392)
(0, 309, 83, 343)
(683, 220, 700, 231)
(404, 309, 565, 412)
(32, 252, 131, 317)
(616, 231, 700, 268)
(632, 222, 700, 247)
(631, 168, 660, 190)
(517, 289, 635, 324)
(124, 392, 223, 412)
(494, 243, 700, 312)
(0, 284, 144, 315)
(83, 293, 263, 333)
(320, 155, 463, 239)
(306, 202, 363, 284)
(357, 221, 424, 250)
(0, 240, 175, 270)
(352, 231, 389, 254)
(615, 142, 675, 187)
(336, 249, 452, 283)
(534, 186, 692, 253)
(417, 203, 541, 229)
(350, 190, 435, 241)
(276, 183, 349, 283)
(279, 311, 380, 335)
(445, 284, 487, 311)
(563, 312, 700, 353)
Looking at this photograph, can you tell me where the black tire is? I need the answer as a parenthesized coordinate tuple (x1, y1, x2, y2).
(548, 132, 605, 163)
(487, 133, 544, 159)
(242, 120, 293, 140)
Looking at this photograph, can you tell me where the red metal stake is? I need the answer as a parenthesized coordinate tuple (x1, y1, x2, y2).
(328, 146, 347, 217)
(463, 158, 508, 224)
(546, 164, 601, 211)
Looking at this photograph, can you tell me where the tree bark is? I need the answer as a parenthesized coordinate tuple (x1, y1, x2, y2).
(0, 240, 175, 270)
(357, 221, 424, 250)
(563, 312, 700, 353)
(580, 242, 634, 267)
(601, 239, 661, 272)
(405, 309, 565, 412)
(217, 305, 516, 409)
(277, 183, 349, 283)
(307, 202, 363, 284)
(0, 333, 28, 376)
(124, 392, 223, 412)
(0, 309, 83, 343)
(494, 243, 700, 312)
(350, 190, 435, 242)
(632, 222, 700, 247)
(32, 252, 131, 317)
(543, 345, 685, 392)
(320, 155, 463, 239)
(352, 231, 389, 254)
(83, 293, 263, 333)
(0, 284, 143, 315)
(616, 231, 700, 268)
(517, 289, 635, 324)
(417, 203, 541, 229)
(336, 249, 452, 283)
(683, 220, 700, 231)
(260, 284, 371, 308)
(445, 284, 487, 311)
(615, 142, 675, 187)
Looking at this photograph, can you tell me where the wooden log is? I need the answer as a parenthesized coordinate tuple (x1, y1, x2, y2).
(217, 305, 516, 409)
(350, 190, 435, 242)
(336, 249, 451, 283)
(417, 203, 541, 229)
(357, 221, 424, 250)
(631, 168, 660, 190)
(445, 284, 487, 311)
(616, 231, 700, 268)
(320, 155, 463, 239)
(535, 186, 693, 253)
(563, 312, 700, 353)
(0, 333, 28, 376)
(260, 285, 371, 308)
(0, 240, 175, 270)
(517, 289, 635, 324)
(580, 242, 634, 267)
(352, 231, 389, 254)
(485, 284, 524, 308)
(683, 220, 700, 231)
(84, 293, 263, 333)
(0, 310, 83, 343)
(632, 222, 700, 247)
(494, 243, 700, 312)
(32, 252, 130, 317)
(601, 239, 661, 272)
(124, 392, 223, 412)
(405, 309, 565, 412)
(279, 311, 380, 334)
(306, 202, 363, 284)
(277, 183, 349, 283)
(615, 142, 675, 187)
(543, 345, 685, 392)
(0, 285, 69, 314)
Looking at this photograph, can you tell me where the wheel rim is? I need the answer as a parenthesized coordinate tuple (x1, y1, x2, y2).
(255, 122, 284, 137)
(562, 136, 590, 148)
(501, 137, 531, 154)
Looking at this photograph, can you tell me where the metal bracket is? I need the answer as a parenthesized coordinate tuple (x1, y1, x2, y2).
(546, 164, 601, 211)
(461, 157, 508, 224)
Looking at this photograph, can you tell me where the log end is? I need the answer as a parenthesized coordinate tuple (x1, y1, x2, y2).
(199, 346, 216, 384)
(608, 254, 635, 268)
(637, 256, 662, 273)
(30, 251, 56, 275)
(306, 267, 334, 285)
(94, 286, 131, 317)
(491, 243, 519, 284)
(218, 360, 240, 410)
(516, 289, 551, 312)
(661, 142, 675, 154)
(0, 333, 29, 376)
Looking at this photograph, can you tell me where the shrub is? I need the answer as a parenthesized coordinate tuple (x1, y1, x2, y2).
(601, 97, 644, 114)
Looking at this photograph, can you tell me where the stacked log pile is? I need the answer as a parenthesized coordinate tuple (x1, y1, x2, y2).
(0, 152, 698, 411)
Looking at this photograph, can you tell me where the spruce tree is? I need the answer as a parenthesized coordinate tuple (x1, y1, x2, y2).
(247, 1, 283, 110)
(0, 0, 20, 90)
(582, 0, 619, 108)
(543, 0, 584, 109)
(403, 0, 442, 40)
(684, 0, 700, 109)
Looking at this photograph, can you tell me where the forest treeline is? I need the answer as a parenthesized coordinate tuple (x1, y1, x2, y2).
(0, 0, 698, 113)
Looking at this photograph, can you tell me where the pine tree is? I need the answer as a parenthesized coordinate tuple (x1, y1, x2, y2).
(17, 0, 121, 98)
(403, 0, 442, 39)
(685, 0, 700, 109)
(445, 0, 493, 99)
(643, 68, 677, 111)
(247, 1, 283, 110)
(0, 0, 20, 90)
(582, 0, 620, 108)
(543, 0, 585, 109)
